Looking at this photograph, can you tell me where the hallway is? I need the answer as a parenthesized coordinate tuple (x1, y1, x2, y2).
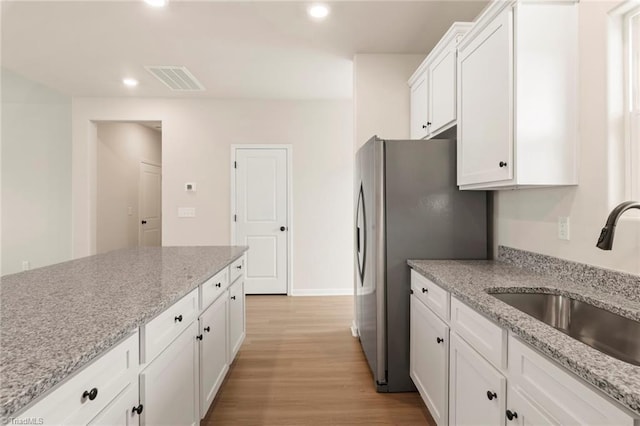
(203, 295, 434, 425)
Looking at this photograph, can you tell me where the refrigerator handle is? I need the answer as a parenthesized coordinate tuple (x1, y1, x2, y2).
(356, 183, 367, 285)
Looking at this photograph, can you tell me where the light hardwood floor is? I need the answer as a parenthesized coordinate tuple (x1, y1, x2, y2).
(203, 295, 434, 425)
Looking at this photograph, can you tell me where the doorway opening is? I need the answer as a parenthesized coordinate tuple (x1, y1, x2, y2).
(96, 121, 162, 254)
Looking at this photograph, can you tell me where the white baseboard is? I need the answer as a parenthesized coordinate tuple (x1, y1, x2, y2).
(290, 288, 353, 296)
(350, 320, 358, 337)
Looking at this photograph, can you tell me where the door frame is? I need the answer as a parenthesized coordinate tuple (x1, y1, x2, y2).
(230, 144, 293, 296)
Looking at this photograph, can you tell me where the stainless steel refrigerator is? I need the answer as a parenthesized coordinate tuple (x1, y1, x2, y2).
(355, 136, 487, 392)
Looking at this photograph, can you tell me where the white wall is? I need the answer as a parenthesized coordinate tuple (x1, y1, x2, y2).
(353, 54, 425, 150)
(72, 98, 354, 294)
(1, 69, 72, 275)
(494, 1, 640, 275)
(96, 122, 161, 254)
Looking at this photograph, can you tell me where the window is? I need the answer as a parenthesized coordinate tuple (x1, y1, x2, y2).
(625, 6, 640, 199)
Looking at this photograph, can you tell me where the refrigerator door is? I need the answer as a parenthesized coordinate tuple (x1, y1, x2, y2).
(355, 136, 387, 389)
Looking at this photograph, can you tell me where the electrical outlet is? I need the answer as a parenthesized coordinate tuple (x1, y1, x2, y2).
(22, 261, 30, 271)
(558, 216, 570, 240)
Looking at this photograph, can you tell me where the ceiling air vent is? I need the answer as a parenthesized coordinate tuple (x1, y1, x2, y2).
(145, 66, 205, 92)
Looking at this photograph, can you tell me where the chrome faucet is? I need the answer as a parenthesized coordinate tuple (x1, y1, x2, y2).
(596, 201, 640, 250)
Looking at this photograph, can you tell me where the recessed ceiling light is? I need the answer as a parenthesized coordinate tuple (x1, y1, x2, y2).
(308, 4, 329, 20)
(123, 78, 139, 87)
(144, 0, 167, 8)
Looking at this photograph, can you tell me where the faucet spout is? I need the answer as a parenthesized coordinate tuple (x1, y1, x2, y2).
(596, 200, 640, 250)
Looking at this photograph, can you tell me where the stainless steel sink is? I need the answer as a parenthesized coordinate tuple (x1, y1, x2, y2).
(491, 292, 640, 366)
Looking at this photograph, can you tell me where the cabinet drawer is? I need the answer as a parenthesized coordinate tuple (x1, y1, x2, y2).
(508, 336, 636, 425)
(201, 267, 229, 310)
(21, 332, 138, 425)
(141, 288, 198, 364)
(450, 296, 506, 369)
(229, 255, 244, 283)
(410, 270, 450, 321)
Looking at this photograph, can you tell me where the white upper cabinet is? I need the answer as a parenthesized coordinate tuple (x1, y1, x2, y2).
(457, 0, 578, 190)
(410, 71, 429, 139)
(409, 22, 473, 140)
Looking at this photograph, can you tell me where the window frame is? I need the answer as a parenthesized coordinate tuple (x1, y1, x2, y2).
(624, 6, 640, 200)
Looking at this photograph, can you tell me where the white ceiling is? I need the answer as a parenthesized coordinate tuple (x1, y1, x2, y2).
(1, 1, 488, 100)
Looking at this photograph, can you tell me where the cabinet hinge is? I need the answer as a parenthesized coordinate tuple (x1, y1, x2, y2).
(234, 161, 237, 169)
(410, 289, 414, 295)
(234, 214, 237, 222)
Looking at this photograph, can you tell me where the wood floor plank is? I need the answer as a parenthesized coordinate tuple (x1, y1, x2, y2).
(203, 295, 434, 425)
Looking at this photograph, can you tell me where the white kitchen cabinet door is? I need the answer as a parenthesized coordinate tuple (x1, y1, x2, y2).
(410, 70, 429, 139)
(457, 5, 513, 187)
(410, 294, 449, 426)
(449, 333, 506, 426)
(506, 386, 559, 426)
(140, 321, 198, 426)
(428, 43, 457, 136)
(88, 383, 140, 426)
(228, 278, 245, 362)
(456, 1, 578, 190)
(199, 294, 229, 418)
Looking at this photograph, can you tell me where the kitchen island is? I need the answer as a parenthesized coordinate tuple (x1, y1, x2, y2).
(409, 246, 640, 420)
(0, 246, 247, 424)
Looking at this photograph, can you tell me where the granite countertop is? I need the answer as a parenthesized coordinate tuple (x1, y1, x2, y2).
(0, 246, 247, 422)
(408, 254, 640, 416)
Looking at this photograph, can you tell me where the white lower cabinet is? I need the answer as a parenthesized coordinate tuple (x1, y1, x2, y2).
(410, 270, 638, 426)
(506, 386, 558, 426)
(449, 333, 505, 426)
(88, 383, 141, 426)
(140, 321, 198, 426)
(410, 294, 449, 426)
(507, 336, 636, 426)
(14, 259, 247, 426)
(199, 294, 229, 418)
(20, 332, 139, 426)
(228, 278, 245, 362)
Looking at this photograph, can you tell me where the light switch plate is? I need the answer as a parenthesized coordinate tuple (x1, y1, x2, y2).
(178, 207, 196, 218)
(558, 216, 570, 240)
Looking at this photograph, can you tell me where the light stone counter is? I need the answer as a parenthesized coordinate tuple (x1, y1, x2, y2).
(0, 246, 247, 423)
(409, 246, 640, 416)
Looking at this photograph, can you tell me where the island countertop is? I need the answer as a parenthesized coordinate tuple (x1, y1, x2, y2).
(408, 256, 640, 416)
(0, 246, 247, 422)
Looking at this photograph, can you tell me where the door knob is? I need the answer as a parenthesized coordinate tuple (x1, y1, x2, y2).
(499, 161, 508, 168)
(506, 410, 518, 421)
(141, 220, 147, 224)
(487, 391, 497, 400)
(280, 226, 287, 231)
(132, 404, 143, 415)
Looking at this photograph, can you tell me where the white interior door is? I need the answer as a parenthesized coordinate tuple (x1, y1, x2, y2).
(139, 162, 161, 246)
(234, 148, 288, 294)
